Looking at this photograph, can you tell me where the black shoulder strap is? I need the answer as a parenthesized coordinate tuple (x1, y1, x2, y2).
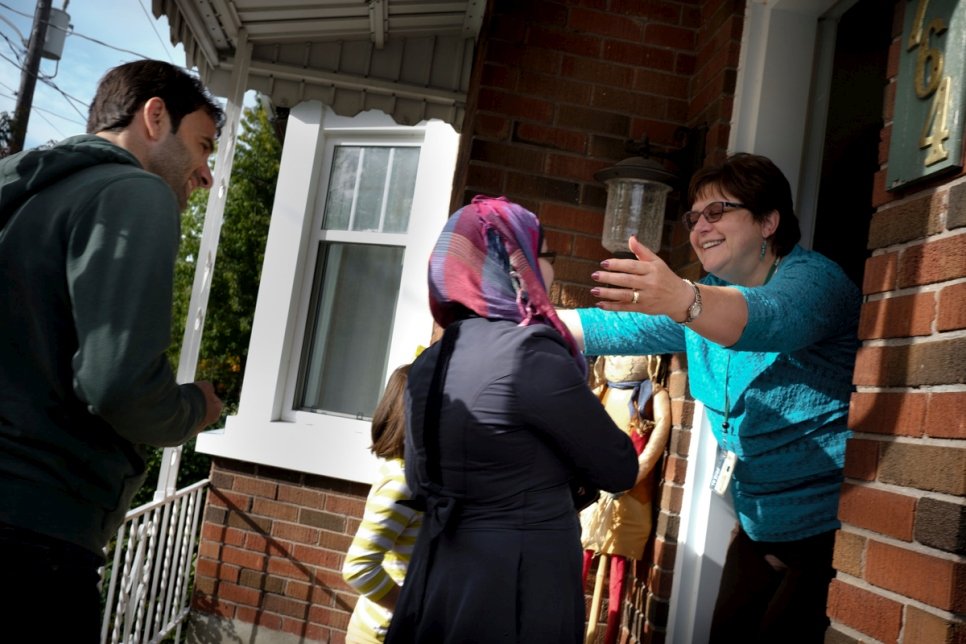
(423, 322, 460, 486)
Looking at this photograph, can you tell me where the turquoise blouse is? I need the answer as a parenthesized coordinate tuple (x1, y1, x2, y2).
(578, 245, 861, 542)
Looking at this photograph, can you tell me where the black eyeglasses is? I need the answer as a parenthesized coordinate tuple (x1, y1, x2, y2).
(681, 201, 745, 231)
(537, 250, 557, 265)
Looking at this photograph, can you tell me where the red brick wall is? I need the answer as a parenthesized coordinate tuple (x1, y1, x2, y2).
(456, 0, 722, 312)
(826, 2, 966, 641)
(192, 459, 368, 643)
(675, 0, 744, 281)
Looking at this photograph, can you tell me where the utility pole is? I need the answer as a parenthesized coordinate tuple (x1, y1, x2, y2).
(10, 0, 53, 154)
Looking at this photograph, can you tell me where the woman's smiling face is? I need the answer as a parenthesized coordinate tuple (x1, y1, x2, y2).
(688, 185, 774, 285)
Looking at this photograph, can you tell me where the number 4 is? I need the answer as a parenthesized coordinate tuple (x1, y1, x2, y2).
(920, 75, 951, 165)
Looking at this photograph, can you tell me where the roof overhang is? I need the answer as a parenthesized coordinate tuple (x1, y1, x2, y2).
(152, 0, 486, 130)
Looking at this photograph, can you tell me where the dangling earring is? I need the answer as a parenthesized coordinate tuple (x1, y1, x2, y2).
(759, 239, 767, 260)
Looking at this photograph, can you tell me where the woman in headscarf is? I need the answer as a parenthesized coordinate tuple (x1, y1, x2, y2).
(386, 196, 637, 644)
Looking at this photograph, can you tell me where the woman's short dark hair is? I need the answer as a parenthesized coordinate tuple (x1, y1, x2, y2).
(87, 60, 225, 136)
(687, 152, 801, 257)
(370, 363, 412, 460)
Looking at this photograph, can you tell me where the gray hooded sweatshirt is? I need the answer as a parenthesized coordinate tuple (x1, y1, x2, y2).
(0, 135, 205, 557)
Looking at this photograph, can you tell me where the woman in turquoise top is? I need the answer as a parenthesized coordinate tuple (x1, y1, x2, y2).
(560, 153, 861, 642)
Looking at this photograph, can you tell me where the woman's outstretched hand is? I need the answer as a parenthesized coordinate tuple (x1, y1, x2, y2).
(590, 236, 692, 321)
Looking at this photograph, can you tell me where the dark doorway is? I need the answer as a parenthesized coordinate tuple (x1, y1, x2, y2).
(811, 0, 893, 287)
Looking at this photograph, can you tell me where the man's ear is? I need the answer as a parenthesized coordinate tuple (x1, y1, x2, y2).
(142, 97, 169, 141)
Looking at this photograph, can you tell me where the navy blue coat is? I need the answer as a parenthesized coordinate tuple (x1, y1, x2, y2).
(388, 317, 638, 643)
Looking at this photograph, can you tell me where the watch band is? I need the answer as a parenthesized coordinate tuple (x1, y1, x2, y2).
(682, 279, 702, 324)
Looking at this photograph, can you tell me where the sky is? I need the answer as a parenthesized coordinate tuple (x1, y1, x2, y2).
(0, 0, 229, 149)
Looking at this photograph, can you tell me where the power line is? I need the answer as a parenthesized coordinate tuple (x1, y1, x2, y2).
(65, 29, 149, 61)
(0, 12, 25, 44)
(0, 47, 19, 69)
(30, 102, 66, 139)
(0, 47, 85, 123)
(0, 1, 191, 145)
(0, 2, 158, 62)
(38, 74, 86, 120)
(0, 2, 30, 20)
(0, 91, 68, 142)
(137, 0, 175, 64)
(0, 86, 67, 142)
(0, 87, 84, 127)
(0, 29, 22, 62)
(37, 68, 87, 107)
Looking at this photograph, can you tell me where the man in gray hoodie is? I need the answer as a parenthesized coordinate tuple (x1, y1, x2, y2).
(0, 60, 225, 640)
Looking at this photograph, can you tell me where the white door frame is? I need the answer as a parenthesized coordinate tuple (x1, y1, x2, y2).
(666, 403, 736, 644)
(727, 0, 854, 249)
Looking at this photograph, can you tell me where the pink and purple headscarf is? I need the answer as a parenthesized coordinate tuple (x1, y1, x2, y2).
(428, 195, 586, 375)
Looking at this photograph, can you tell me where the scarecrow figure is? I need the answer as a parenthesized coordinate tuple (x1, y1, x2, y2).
(580, 354, 671, 644)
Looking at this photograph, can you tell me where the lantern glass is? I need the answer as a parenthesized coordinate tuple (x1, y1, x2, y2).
(601, 178, 672, 254)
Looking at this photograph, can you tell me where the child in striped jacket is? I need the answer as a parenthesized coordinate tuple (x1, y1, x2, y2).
(343, 364, 422, 643)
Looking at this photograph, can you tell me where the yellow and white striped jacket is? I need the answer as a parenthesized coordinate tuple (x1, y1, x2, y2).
(342, 458, 422, 643)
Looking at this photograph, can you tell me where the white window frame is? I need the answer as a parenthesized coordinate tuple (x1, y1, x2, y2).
(196, 102, 459, 484)
(285, 132, 423, 423)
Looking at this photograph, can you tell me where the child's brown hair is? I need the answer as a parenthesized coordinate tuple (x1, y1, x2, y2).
(370, 363, 411, 460)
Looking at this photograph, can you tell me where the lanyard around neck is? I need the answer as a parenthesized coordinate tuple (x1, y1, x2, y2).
(762, 255, 782, 285)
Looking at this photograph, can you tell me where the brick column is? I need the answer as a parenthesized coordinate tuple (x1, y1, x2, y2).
(826, 4, 966, 641)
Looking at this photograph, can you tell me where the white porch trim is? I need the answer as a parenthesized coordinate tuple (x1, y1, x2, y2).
(155, 31, 252, 501)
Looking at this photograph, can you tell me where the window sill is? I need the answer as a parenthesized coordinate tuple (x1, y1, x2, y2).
(195, 413, 381, 484)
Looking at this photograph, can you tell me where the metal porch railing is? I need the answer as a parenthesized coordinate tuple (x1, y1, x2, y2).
(99, 479, 209, 644)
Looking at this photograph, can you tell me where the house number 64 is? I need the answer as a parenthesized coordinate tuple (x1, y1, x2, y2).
(908, 0, 951, 166)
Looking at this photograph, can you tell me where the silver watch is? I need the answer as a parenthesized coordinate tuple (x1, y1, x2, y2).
(682, 279, 702, 324)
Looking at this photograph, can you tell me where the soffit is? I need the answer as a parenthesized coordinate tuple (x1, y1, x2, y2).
(152, 0, 485, 130)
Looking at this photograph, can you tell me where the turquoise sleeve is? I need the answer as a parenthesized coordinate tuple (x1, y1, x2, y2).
(576, 307, 686, 356)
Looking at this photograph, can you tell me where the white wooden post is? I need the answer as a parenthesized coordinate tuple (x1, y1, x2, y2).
(155, 30, 253, 501)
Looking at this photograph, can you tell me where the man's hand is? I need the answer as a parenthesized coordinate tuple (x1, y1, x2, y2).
(192, 381, 223, 433)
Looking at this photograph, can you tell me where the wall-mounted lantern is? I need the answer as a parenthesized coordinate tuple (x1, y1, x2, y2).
(594, 127, 707, 256)
(594, 149, 675, 255)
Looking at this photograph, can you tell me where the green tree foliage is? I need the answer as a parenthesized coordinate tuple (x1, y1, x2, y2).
(132, 102, 281, 506)
(0, 112, 13, 157)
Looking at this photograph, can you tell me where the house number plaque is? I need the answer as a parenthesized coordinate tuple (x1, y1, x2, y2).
(887, 0, 966, 190)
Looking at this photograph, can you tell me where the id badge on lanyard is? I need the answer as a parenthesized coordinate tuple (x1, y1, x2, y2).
(710, 445, 737, 496)
(713, 351, 738, 496)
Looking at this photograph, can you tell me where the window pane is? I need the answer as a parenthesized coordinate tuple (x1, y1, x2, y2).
(297, 242, 404, 417)
(354, 148, 391, 232)
(322, 145, 418, 233)
(384, 147, 420, 233)
(323, 147, 361, 230)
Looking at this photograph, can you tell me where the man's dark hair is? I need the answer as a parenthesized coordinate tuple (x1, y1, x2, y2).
(86, 60, 225, 136)
(688, 152, 802, 257)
